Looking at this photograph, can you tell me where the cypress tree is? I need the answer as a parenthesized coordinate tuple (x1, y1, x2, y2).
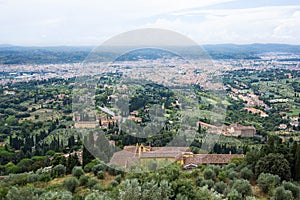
(295, 145, 300, 181)
(82, 146, 95, 167)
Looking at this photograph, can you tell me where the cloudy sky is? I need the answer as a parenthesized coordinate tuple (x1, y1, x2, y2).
(0, 0, 299, 46)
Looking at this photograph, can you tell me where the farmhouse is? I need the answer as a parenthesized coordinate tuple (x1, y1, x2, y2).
(198, 122, 256, 138)
(109, 144, 243, 169)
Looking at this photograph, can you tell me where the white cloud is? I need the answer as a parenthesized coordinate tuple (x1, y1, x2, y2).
(0, 0, 299, 45)
(143, 5, 300, 44)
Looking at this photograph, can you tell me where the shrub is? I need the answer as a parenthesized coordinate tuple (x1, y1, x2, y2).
(38, 173, 51, 182)
(231, 179, 252, 198)
(5, 174, 28, 186)
(85, 191, 104, 200)
(92, 162, 107, 176)
(212, 166, 221, 176)
(84, 160, 100, 173)
(45, 150, 56, 156)
(27, 173, 39, 183)
(200, 179, 214, 189)
(190, 169, 200, 178)
(228, 170, 238, 180)
(72, 166, 84, 179)
(87, 177, 98, 189)
(257, 173, 281, 194)
(6, 187, 42, 200)
(203, 168, 216, 180)
(282, 181, 300, 199)
(92, 184, 105, 191)
(195, 186, 222, 200)
(97, 170, 105, 179)
(227, 189, 242, 200)
(225, 163, 237, 171)
(107, 164, 122, 176)
(195, 177, 204, 187)
(110, 180, 119, 187)
(240, 167, 254, 180)
(40, 191, 73, 200)
(51, 164, 66, 178)
(63, 177, 79, 193)
(214, 181, 227, 194)
(115, 174, 122, 183)
(272, 186, 293, 200)
(0, 187, 8, 200)
(217, 171, 227, 182)
(79, 175, 89, 186)
(85, 191, 112, 200)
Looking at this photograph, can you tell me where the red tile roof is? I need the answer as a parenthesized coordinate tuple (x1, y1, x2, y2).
(109, 149, 139, 167)
(184, 154, 244, 165)
(141, 151, 182, 160)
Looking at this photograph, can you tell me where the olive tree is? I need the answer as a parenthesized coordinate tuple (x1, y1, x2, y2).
(257, 173, 281, 194)
(231, 179, 252, 198)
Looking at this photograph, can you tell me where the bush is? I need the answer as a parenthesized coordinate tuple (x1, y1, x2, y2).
(110, 180, 119, 187)
(115, 174, 122, 183)
(38, 173, 51, 182)
(92, 184, 105, 191)
(240, 167, 254, 180)
(231, 179, 252, 198)
(217, 171, 227, 182)
(79, 175, 89, 186)
(5, 174, 28, 186)
(92, 162, 107, 176)
(282, 181, 300, 199)
(84, 160, 100, 173)
(73, 194, 84, 200)
(195, 177, 204, 187)
(40, 191, 73, 200)
(225, 163, 237, 171)
(190, 169, 200, 178)
(227, 189, 242, 200)
(63, 177, 79, 193)
(203, 168, 216, 180)
(228, 170, 238, 180)
(107, 164, 122, 176)
(194, 186, 221, 200)
(87, 177, 98, 189)
(5, 187, 44, 200)
(97, 170, 105, 179)
(212, 166, 221, 175)
(85, 191, 111, 200)
(0, 187, 8, 200)
(200, 179, 214, 189)
(272, 186, 293, 200)
(27, 173, 39, 183)
(51, 164, 66, 178)
(257, 173, 281, 194)
(45, 150, 56, 156)
(214, 181, 227, 194)
(72, 166, 84, 179)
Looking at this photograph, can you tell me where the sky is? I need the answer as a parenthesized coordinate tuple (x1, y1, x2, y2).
(0, 0, 300, 46)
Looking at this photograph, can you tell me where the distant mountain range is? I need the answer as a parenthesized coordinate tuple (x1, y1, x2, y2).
(0, 44, 300, 64)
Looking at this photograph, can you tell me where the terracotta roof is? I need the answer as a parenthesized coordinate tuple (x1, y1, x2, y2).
(141, 151, 183, 160)
(150, 146, 191, 152)
(123, 146, 139, 153)
(184, 154, 244, 165)
(109, 149, 138, 167)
